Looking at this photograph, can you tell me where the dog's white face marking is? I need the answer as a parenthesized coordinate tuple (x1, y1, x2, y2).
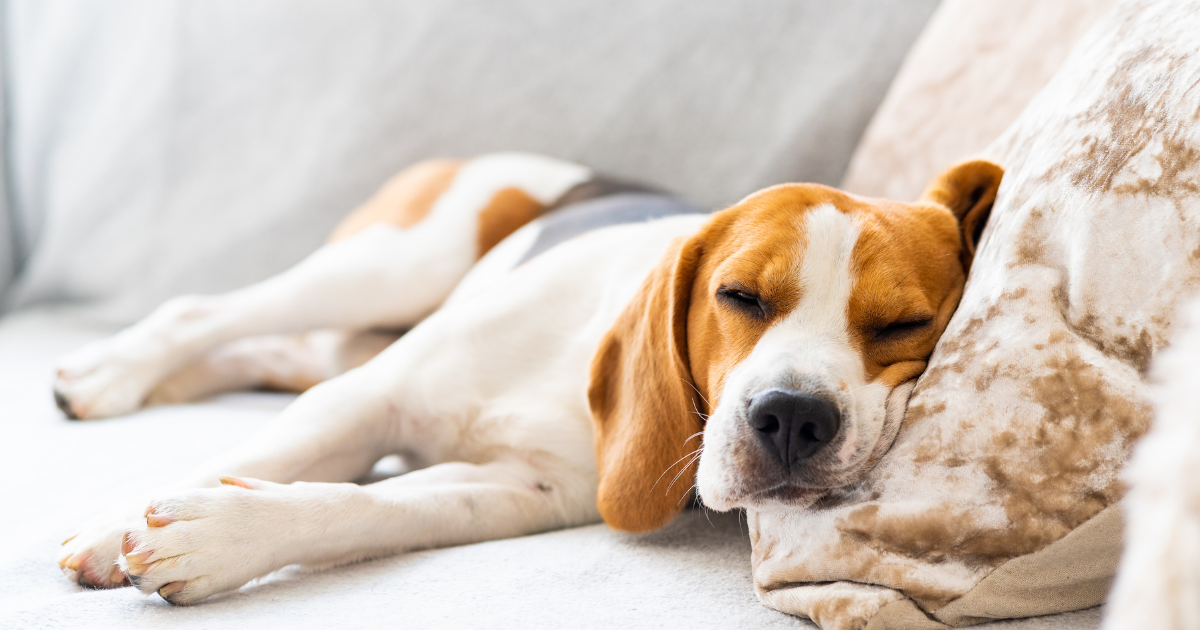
(697, 204, 870, 511)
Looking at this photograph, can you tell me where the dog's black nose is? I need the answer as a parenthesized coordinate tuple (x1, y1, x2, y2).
(747, 389, 841, 466)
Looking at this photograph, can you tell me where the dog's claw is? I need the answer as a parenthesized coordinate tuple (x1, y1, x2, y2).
(54, 388, 80, 420)
(146, 513, 174, 528)
(158, 581, 187, 602)
(109, 566, 130, 586)
(219, 476, 254, 489)
(125, 550, 152, 565)
(60, 551, 87, 571)
(143, 506, 175, 528)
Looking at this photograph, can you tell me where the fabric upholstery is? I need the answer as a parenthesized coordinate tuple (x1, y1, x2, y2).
(0, 0, 938, 323)
(750, 0, 1200, 627)
(840, 0, 1117, 203)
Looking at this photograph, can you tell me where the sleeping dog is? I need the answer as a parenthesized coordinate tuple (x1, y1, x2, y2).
(53, 152, 1001, 604)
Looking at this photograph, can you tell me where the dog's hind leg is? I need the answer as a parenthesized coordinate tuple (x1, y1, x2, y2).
(53, 153, 590, 419)
(143, 329, 401, 405)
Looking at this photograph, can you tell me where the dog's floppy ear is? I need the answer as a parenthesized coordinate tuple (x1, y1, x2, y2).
(919, 159, 1004, 272)
(588, 235, 704, 532)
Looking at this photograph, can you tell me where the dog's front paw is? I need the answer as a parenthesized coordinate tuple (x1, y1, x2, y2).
(58, 509, 141, 589)
(121, 478, 291, 605)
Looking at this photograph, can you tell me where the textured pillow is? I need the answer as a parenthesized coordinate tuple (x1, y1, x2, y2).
(1, 0, 938, 323)
(840, 0, 1117, 202)
(749, 1, 1200, 628)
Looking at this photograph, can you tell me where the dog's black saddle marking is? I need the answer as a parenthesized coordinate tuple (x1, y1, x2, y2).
(517, 186, 708, 266)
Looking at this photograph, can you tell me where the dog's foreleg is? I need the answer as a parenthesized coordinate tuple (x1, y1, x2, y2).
(119, 458, 591, 605)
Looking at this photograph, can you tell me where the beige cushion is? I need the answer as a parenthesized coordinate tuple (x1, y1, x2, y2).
(752, 0, 1200, 626)
(840, 0, 1117, 203)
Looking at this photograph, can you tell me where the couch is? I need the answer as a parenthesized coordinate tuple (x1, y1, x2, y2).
(0, 1, 1111, 627)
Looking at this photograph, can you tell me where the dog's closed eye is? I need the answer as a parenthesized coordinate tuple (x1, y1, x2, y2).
(873, 316, 933, 342)
(718, 286, 766, 318)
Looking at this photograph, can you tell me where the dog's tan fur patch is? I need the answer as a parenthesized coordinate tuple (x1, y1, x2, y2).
(327, 159, 462, 242)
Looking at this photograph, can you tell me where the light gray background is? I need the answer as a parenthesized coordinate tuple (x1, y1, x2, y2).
(0, 0, 938, 322)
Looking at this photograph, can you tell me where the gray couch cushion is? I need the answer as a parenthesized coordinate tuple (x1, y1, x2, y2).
(0, 194, 10, 307)
(0, 26, 12, 305)
(2, 0, 938, 323)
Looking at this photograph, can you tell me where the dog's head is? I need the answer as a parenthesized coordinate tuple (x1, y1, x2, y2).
(588, 160, 1003, 531)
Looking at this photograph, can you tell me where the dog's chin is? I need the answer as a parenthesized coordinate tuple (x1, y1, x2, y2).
(699, 481, 828, 512)
(700, 448, 885, 512)
(742, 483, 827, 511)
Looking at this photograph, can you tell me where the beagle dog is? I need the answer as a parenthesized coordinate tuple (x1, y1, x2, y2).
(53, 152, 1001, 604)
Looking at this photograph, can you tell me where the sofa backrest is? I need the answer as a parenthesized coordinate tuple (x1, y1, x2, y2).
(0, 0, 938, 322)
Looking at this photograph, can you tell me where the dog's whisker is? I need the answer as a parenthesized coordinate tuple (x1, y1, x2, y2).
(676, 482, 698, 507)
(680, 377, 714, 413)
(664, 455, 701, 496)
(665, 448, 704, 494)
(652, 447, 703, 491)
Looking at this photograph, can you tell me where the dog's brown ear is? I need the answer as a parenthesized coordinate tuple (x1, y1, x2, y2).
(919, 159, 1004, 272)
(588, 235, 704, 532)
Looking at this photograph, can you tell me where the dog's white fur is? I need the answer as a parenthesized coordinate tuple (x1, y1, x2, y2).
(1105, 293, 1200, 629)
